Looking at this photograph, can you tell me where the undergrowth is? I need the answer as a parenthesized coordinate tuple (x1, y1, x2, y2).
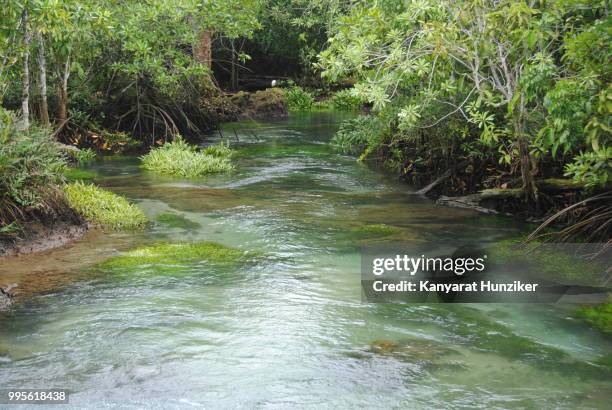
(0, 109, 70, 238)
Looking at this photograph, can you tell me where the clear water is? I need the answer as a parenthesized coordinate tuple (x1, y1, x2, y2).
(1, 112, 610, 409)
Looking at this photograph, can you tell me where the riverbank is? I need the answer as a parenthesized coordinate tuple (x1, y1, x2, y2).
(0, 220, 87, 257)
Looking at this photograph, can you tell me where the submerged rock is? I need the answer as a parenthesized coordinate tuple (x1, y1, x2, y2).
(368, 338, 458, 362)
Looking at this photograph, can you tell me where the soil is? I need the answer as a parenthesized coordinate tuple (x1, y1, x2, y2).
(0, 220, 87, 258)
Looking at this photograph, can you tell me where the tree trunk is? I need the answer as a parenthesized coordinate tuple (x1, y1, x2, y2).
(230, 40, 238, 90)
(514, 96, 538, 207)
(36, 31, 49, 127)
(193, 28, 213, 68)
(19, 9, 31, 131)
(56, 55, 70, 124)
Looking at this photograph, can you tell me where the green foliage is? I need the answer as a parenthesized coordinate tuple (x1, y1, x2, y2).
(564, 147, 611, 189)
(63, 181, 147, 230)
(0, 109, 67, 234)
(203, 141, 232, 157)
(576, 302, 612, 336)
(140, 137, 234, 177)
(330, 89, 364, 111)
(331, 115, 381, 155)
(318, 0, 611, 194)
(283, 84, 315, 111)
(70, 148, 97, 164)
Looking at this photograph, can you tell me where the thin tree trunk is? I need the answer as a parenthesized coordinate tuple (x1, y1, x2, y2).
(230, 39, 238, 90)
(193, 28, 213, 68)
(36, 31, 49, 127)
(19, 9, 31, 130)
(514, 95, 538, 207)
(56, 54, 70, 124)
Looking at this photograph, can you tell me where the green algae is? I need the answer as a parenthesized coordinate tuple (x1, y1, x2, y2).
(439, 306, 612, 379)
(576, 302, 612, 336)
(487, 238, 604, 285)
(351, 223, 402, 239)
(99, 241, 252, 270)
(155, 213, 201, 230)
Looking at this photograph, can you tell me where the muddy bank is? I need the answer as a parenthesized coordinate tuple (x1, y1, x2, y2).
(220, 88, 288, 121)
(0, 220, 87, 258)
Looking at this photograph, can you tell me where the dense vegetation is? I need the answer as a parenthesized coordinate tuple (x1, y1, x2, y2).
(0, 1, 609, 244)
(318, 0, 610, 207)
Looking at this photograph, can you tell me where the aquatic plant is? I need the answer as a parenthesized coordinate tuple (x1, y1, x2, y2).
(576, 303, 612, 336)
(203, 141, 232, 158)
(487, 238, 604, 285)
(155, 213, 201, 230)
(140, 137, 233, 177)
(63, 181, 147, 230)
(351, 223, 402, 239)
(100, 241, 251, 269)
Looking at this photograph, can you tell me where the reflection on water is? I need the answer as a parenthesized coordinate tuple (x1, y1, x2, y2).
(0, 112, 610, 408)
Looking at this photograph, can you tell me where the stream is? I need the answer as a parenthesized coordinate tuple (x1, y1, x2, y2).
(1, 112, 610, 408)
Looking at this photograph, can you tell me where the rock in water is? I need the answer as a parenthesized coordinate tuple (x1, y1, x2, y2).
(0, 287, 14, 309)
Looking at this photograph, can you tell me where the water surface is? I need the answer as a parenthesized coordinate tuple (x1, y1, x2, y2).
(1, 112, 610, 408)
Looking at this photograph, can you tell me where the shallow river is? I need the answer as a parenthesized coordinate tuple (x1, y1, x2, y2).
(1, 112, 610, 408)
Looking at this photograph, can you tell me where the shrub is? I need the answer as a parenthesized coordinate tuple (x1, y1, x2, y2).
(283, 84, 315, 111)
(0, 109, 68, 236)
(64, 181, 148, 230)
(331, 115, 381, 155)
(140, 137, 233, 177)
(330, 89, 364, 111)
(564, 147, 611, 189)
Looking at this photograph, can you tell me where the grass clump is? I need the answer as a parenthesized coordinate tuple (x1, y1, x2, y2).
(140, 137, 233, 177)
(70, 147, 97, 164)
(63, 181, 147, 230)
(155, 212, 201, 229)
(100, 241, 250, 269)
